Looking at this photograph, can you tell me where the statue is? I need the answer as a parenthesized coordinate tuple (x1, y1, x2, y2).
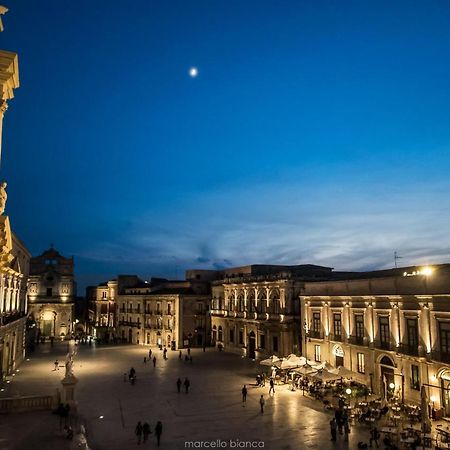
(65, 358, 73, 377)
(0, 181, 7, 215)
(0, 6, 8, 33)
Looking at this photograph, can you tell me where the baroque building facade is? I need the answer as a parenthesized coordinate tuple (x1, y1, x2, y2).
(301, 264, 450, 417)
(27, 248, 75, 340)
(89, 275, 211, 349)
(210, 265, 332, 359)
(0, 17, 31, 380)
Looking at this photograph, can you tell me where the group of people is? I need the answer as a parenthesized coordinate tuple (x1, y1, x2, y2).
(176, 377, 191, 393)
(135, 420, 162, 446)
(329, 403, 351, 443)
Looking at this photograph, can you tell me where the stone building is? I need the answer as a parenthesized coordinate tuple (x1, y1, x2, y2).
(0, 227, 30, 379)
(27, 248, 75, 340)
(210, 264, 332, 359)
(301, 264, 450, 416)
(0, 23, 31, 379)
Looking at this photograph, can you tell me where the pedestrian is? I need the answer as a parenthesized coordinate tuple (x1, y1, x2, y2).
(203, 344, 206, 352)
(129, 367, 136, 380)
(176, 378, 182, 393)
(135, 421, 143, 445)
(187, 347, 191, 355)
(155, 421, 162, 447)
(54, 360, 59, 371)
(143, 422, 151, 442)
(344, 417, 350, 442)
(335, 408, 343, 435)
(259, 395, 265, 414)
(148, 348, 152, 358)
(369, 426, 380, 448)
(163, 348, 167, 359)
(153, 356, 156, 367)
(184, 377, 190, 393)
(242, 385, 247, 403)
(269, 378, 275, 395)
(144, 356, 147, 364)
(179, 350, 182, 360)
(330, 417, 337, 441)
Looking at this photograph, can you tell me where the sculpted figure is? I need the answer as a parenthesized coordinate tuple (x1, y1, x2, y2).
(0, 181, 7, 215)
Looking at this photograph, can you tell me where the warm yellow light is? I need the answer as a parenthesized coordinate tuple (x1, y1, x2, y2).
(389, 382, 395, 389)
(345, 388, 352, 395)
(430, 396, 437, 402)
(422, 266, 433, 276)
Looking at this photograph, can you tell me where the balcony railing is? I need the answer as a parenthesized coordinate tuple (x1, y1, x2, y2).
(430, 350, 450, 364)
(347, 335, 364, 346)
(329, 334, 343, 342)
(308, 330, 323, 339)
(0, 311, 26, 326)
(374, 340, 393, 351)
(397, 343, 419, 357)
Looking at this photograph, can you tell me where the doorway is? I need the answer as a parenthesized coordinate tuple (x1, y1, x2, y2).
(248, 331, 256, 359)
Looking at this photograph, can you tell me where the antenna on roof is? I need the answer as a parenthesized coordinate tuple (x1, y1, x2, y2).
(394, 251, 403, 268)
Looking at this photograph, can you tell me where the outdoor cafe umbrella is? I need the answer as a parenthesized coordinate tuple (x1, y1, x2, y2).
(260, 355, 281, 366)
(330, 365, 363, 381)
(277, 358, 302, 370)
(284, 354, 305, 367)
(291, 365, 318, 376)
(311, 369, 342, 382)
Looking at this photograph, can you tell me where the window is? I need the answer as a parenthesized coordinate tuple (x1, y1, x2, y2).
(168, 303, 171, 315)
(46, 287, 52, 297)
(156, 303, 161, 314)
(239, 330, 244, 345)
(102, 291, 107, 299)
(272, 336, 279, 353)
(357, 353, 365, 373)
(333, 313, 342, 338)
(411, 364, 420, 390)
(407, 318, 419, 349)
(229, 329, 234, 343)
(440, 322, 450, 355)
(272, 298, 280, 314)
(259, 334, 265, 349)
(355, 314, 364, 339)
(379, 316, 390, 348)
(212, 325, 217, 341)
(314, 345, 321, 362)
(312, 312, 321, 333)
(218, 326, 223, 341)
(137, 304, 140, 313)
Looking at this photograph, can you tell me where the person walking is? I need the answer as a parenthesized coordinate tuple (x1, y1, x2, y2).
(179, 350, 182, 360)
(54, 360, 59, 371)
(329, 417, 337, 442)
(242, 385, 248, 404)
(155, 421, 162, 447)
(163, 347, 167, 359)
(187, 347, 191, 356)
(369, 426, 380, 448)
(269, 378, 275, 395)
(152, 356, 156, 367)
(148, 348, 152, 358)
(184, 377, 190, 393)
(143, 422, 151, 442)
(135, 421, 143, 445)
(343, 417, 350, 442)
(176, 378, 182, 393)
(144, 356, 147, 364)
(259, 395, 265, 414)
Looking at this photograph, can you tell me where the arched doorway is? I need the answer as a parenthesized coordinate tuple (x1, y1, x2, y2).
(379, 355, 395, 400)
(438, 369, 450, 416)
(248, 331, 256, 359)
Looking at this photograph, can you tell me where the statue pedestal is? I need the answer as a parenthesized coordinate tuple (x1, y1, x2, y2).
(61, 374, 78, 411)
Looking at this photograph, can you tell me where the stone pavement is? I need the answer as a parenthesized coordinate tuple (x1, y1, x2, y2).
(1, 343, 373, 450)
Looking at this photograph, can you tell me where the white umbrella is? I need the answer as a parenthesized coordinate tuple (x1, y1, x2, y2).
(314, 361, 334, 371)
(311, 369, 341, 382)
(284, 354, 305, 367)
(260, 355, 281, 366)
(330, 366, 359, 378)
(277, 359, 301, 370)
(291, 365, 318, 376)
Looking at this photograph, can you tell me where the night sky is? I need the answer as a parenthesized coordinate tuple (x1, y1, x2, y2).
(1, 1, 450, 292)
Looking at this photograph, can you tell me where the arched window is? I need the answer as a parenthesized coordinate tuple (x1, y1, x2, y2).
(212, 325, 217, 341)
(218, 325, 223, 341)
(380, 355, 394, 367)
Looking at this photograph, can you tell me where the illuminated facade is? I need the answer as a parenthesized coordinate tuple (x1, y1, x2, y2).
(90, 275, 211, 348)
(301, 264, 450, 416)
(210, 265, 332, 359)
(27, 248, 75, 339)
(0, 14, 32, 380)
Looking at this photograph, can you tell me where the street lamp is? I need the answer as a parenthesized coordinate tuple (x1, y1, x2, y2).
(303, 321, 308, 360)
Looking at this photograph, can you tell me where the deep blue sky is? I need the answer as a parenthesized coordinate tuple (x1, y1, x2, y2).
(1, 1, 450, 291)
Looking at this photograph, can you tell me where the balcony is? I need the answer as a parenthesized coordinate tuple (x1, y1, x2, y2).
(0, 311, 26, 326)
(347, 335, 364, 346)
(329, 334, 342, 342)
(374, 340, 394, 351)
(397, 343, 419, 357)
(308, 330, 323, 340)
(430, 350, 450, 364)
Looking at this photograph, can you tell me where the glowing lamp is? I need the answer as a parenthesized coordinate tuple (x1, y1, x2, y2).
(389, 382, 395, 389)
(345, 388, 352, 395)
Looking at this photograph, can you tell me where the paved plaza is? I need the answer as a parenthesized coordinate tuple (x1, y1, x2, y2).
(2, 343, 374, 450)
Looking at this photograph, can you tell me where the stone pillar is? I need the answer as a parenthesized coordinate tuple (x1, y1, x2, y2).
(61, 373, 78, 411)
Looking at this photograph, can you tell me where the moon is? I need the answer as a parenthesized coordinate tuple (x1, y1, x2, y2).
(189, 67, 198, 78)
